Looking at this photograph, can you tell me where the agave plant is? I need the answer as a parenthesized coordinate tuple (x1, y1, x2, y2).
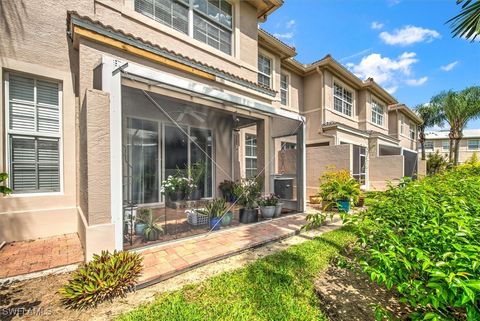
(197, 198, 228, 218)
(59, 251, 143, 309)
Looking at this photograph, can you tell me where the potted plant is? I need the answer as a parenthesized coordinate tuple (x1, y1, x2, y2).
(188, 161, 205, 200)
(219, 180, 236, 202)
(318, 168, 360, 213)
(135, 207, 151, 236)
(234, 177, 262, 223)
(160, 175, 183, 202)
(143, 210, 163, 241)
(197, 198, 228, 231)
(258, 193, 278, 219)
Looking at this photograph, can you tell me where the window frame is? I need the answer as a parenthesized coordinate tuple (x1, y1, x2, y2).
(409, 122, 416, 140)
(134, 0, 234, 55)
(424, 140, 434, 151)
(371, 99, 384, 126)
(244, 133, 257, 178)
(468, 139, 480, 151)
(333, 81, 354, 117)
(280, 72, 289, 106)
(257, 54, 272, 88)
(4, 72, 63, 195)
(441, 140, 449, 151)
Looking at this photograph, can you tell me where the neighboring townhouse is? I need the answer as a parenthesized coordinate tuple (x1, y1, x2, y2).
(292, 55, 423, 194)
(1, 0, 421, 260)
(423, 129, 480, 163)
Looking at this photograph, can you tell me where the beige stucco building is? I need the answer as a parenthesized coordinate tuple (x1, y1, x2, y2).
(1, 0, 421, 259)
(423, 129, 480, 163)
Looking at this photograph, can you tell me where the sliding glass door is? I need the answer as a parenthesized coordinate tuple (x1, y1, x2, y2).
(125, 118, 160, 204)
(124, 119, 214, 205)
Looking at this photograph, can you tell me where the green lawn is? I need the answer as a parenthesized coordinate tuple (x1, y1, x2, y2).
(118, 228, 355, 321)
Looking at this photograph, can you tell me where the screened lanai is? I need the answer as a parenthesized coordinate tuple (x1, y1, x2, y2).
(98, 57, 305, 250)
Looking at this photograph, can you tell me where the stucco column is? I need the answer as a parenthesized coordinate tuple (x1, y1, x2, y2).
(78, 89, 116, 260)
(256, 119, 271, 192)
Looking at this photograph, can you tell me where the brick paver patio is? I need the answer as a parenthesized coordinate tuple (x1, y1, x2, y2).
(137, 213, 309, 287)
(0, 233, 84, 279)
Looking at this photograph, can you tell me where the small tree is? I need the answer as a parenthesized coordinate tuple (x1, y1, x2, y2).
(0, 173, 12, 196)
(430, 86, 480, 165)
(426, 151, 448, 175)
(415, 104, 444, 160)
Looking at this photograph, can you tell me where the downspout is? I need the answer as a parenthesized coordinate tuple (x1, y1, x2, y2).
(315, 66, 336, 145)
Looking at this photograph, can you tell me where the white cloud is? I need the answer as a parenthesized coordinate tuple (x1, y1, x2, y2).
(440, 61, 459, 71)
(340, 48, 372, 62)
(371, 21, 384, 30)
(405, 76, 428, 86)
(387, 0, 401, 6)
(273, 32, 294, 40)
(385, 86, 399, 94)
(272, 19, 297, 43)
(380, 25, 440, 46)
(347, 52, 427, 93)
(285, 19, 296, 29)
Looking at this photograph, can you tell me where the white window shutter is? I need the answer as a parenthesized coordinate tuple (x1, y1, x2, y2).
(11, 136, 37, 191)
(38, 138, 60, 191)
(9, 75, 36, 132)
(37, 80, 60, 133)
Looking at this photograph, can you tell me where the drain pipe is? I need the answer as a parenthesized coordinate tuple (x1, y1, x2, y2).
(315, 66, 336, 144)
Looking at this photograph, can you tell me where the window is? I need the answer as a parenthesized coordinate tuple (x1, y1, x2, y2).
(400, 115, 405, 135)
(280, 73, 289, 105)
(135, 0, 233, 55)
(258, 54, 272, 88)
(409, 123, 416, 140)
(371, 100, 384, 126)
(281, 142, 296, 150)
(245, 134, 257, 178)
(6, 73, 61, 193)
(333, 82, 353, 117)
(442, 140, 450, 151)
(468, 139, 480, 150)
(424, 140, 434, 151)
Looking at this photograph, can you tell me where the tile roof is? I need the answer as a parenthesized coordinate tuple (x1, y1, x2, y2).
(426, 129, 480, 139)
(67, 11, 276, 97)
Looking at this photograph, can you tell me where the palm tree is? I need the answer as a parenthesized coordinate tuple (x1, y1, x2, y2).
(447, 0, 480, 41)
(431, 86, 480, 165)
(415, 104, 444, 160)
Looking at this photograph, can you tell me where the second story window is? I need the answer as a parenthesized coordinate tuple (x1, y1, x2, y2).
(409, 123, 416, 140)
(135, 0, 233, 55)
(400, 115, 405, 135)
(258, 54, 272, 88)
(280, 73, 289, 105)
(333, 82, 353, 117)
(371, 100, 384, 126)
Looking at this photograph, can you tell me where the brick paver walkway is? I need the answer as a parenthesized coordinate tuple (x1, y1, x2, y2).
(0, 233, 84, 279)
(137, 213, 309, 286)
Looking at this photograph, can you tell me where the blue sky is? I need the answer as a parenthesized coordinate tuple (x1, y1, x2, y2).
(261, 0, 480, 128)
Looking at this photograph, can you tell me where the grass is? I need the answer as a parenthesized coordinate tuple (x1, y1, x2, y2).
(117, 228, 356, 321)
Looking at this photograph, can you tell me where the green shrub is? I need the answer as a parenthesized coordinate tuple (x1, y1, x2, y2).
(427, 151, 448, 175)
(318, 167, 360, 208)
(0, 173, 12, 196)
(346, 164, 480, 320)
(59, 251, 143, 309)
